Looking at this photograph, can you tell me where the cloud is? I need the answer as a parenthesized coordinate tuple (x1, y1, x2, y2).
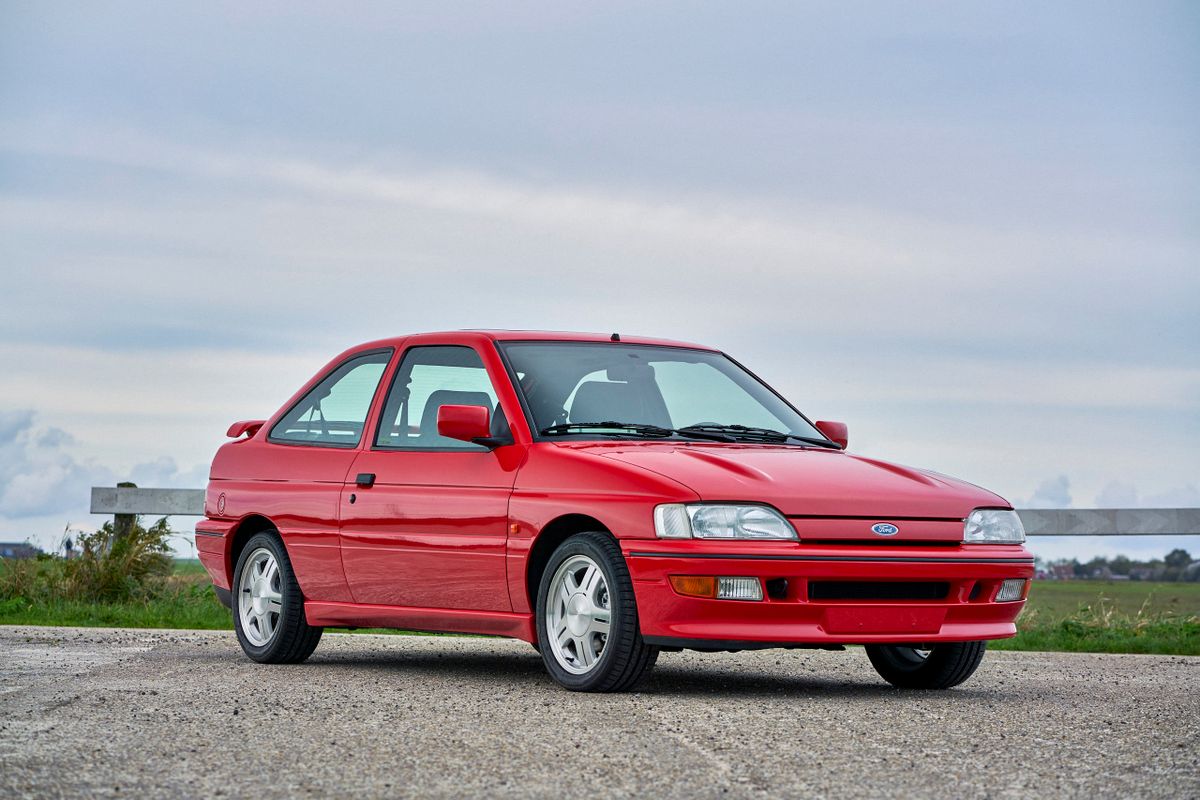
(1095, 481, 1200, 508)
(126, 456, 209, 490)
(1095, 481, 1139, 508)
(1019, 475, 1073, 509)
(0, 4, 1196, 561)
(0, 409, 112, 519)
(0, 410, 207, 521)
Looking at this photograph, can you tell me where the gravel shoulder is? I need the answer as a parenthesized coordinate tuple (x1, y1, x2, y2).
(1, 626, 1197, 799)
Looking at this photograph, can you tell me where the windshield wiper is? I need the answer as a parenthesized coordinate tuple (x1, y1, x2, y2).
(677, 423, 842, 449)
(539, 421, 736, 442)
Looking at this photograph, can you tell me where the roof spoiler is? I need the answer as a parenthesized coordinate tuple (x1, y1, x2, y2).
(226, 420, 266, 439)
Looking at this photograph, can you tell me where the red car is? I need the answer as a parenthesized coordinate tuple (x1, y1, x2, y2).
(197, 331, 1032, 692)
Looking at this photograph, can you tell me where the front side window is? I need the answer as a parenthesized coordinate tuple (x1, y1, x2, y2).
(269, 350, 392, 446)
(375, 346, 502, 451)
(500, 342, 828, 444)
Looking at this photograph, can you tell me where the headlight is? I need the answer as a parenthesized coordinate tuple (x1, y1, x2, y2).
(963, 509, 1025, 544)
(654, 504, 796, 540)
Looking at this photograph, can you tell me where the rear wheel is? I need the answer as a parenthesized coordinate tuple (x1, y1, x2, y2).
(865, 641, 986, 689)
(233, 531, 323, 664)
(536, 532, 658, 692)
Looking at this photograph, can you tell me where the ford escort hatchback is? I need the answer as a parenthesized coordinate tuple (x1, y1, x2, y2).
(196, 331, 1032, 692)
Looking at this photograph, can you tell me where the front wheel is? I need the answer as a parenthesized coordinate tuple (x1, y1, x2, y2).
(536, 532, 658, 692)
(865, 641, 986, 689)
(232, 531, 323, 664)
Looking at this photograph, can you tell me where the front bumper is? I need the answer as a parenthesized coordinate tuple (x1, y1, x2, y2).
(625, 540, 1034, 647)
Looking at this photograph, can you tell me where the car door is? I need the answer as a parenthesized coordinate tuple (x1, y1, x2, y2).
(339, 344, 523, 610)
(252, 347, 393, 602)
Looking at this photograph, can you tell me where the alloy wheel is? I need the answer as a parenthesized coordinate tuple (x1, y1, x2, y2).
(238, 546, 283, 647)
(545, 555, 611, 674)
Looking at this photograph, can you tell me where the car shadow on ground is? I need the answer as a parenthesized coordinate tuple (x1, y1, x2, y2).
(294, 646, 974, 700)
(307, 646, 548, 679)
(642, 665, 998, 701)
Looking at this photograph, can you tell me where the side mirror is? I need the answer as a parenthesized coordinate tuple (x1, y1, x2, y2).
(437, 404, 497, 446)
(814, 420, 848, 449)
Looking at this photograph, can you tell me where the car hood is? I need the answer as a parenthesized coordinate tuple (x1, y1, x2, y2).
(568, 442, 1008, 522)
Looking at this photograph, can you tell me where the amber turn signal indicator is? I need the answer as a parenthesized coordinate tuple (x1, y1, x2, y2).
(669, 575, 717, 598)
(670, 575, 765, 601)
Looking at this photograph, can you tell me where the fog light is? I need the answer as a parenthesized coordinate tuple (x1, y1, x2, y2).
(716, 577, 763, 601)
(996, 579, 1027, 602)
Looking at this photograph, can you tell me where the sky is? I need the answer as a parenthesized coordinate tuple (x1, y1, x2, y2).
(1, 2, 1197, 562)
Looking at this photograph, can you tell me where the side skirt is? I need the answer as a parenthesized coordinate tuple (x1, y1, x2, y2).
(304, 601, 536, 642)
(645, 635, 847, 652)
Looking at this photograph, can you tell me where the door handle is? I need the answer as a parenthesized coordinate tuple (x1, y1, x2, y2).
(355, 473, 376, 488)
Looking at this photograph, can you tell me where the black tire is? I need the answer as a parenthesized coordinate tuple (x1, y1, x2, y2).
(865, 641, 987, 689)
(232, 531, 323, 664)
(535, 532, 658, 692)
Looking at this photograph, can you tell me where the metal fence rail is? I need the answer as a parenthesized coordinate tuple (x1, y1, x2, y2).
(90, 487, 205, 516)
(1016, 508, 1200, 537)
(90, 486, 1200, 537)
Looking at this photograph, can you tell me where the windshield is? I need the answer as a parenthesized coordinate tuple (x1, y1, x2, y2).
(498, 342, 829, 444)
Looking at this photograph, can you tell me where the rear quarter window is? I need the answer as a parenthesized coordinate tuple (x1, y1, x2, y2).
(269, 350, 392, 447)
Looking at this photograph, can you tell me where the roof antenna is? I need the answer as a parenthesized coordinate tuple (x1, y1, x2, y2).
(610, 332, 620, 342)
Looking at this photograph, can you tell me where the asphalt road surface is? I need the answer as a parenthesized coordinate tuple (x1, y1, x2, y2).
(1, 626, 1196, 799)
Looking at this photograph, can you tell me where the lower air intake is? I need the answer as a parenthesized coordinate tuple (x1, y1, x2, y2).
(808, 581, 950, 601)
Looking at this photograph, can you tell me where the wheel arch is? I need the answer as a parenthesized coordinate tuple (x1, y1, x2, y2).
(526, 513, 616, 610)
(225, 514, 280, 586)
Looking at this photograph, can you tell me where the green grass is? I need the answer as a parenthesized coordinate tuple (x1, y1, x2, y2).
(992, 581, 1200, 656)
(1018, 580, 1200, 617)
(2, 561, 1197, 655)
(170, 559, 210, 577)
(0, 581, 232, 629)
(0, 561, 447, 635)
(0, 566, 233, 629)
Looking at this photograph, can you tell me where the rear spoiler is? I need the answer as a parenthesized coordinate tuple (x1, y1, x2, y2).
(226, 420, 266, 439)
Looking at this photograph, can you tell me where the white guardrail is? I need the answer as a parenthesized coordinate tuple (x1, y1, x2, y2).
(89, 487, 1200, 537)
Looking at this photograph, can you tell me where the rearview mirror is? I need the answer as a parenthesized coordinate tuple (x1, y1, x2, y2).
(437, 404, 495, 446)
(814, 420, 848, 449)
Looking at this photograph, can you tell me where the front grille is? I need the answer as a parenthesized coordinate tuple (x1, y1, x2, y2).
(808, 581, 950, 601)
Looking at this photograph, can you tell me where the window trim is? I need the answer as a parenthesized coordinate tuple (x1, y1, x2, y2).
(370, 344, 503, 453)
(266, 347, 395, 450)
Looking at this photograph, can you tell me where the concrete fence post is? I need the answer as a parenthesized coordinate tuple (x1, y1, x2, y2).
(113, 481, 137, 542)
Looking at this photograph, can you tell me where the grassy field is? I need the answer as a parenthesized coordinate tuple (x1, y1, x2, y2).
(1017, 580, 1200, 618)
(0, 562, 232, 630)
(1, 561, 1197, 654)
(990, 580, 1199, 656)
(170, 558, 210, 578)
(0, 561, 416, 635)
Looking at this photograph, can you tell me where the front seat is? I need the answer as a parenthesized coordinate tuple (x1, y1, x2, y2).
(569, 381, 671, 428)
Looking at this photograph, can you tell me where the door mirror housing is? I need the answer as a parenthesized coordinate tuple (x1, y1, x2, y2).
(437, 404, 503, 447)
(814, 420, 848, 449)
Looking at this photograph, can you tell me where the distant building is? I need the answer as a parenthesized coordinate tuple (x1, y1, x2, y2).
(1049, 563, 1075, 580)
(0, 542, 42, 559)
(1129, 566, 1163, 581)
